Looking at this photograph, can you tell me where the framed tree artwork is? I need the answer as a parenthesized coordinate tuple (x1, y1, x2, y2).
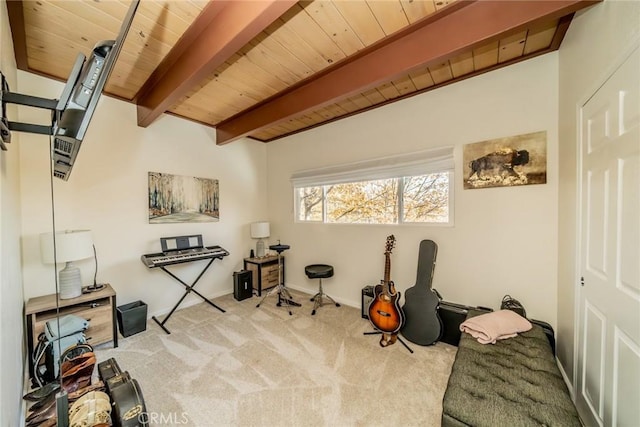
(148, 172, 219, 223)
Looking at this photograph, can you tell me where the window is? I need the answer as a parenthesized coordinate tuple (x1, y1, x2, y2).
(292, 147, 454, 225)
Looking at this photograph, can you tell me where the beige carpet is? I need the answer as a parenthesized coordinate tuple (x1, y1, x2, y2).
(96, 289, 457, 426)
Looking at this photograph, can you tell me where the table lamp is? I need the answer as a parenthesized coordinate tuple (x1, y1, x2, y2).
(250, 222, 270, 258)
(40, 230, 94, 299)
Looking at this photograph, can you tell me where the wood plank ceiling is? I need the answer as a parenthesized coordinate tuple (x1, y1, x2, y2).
(7, 0, 600, 144)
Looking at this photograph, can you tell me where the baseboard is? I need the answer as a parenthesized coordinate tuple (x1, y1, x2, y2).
(285, 283, 361, 309)
(147, 284, 362, 322)
(22, 353, 29, 427)
(556, 356, 576, 401)
(146, 288, 231, 320)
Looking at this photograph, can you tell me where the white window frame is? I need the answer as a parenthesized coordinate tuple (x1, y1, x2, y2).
(400, 171, 454, 225)
(291, 147, 455, 226)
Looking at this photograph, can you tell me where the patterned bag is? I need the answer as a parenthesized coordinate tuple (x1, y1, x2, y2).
(500, 294, 527, 318)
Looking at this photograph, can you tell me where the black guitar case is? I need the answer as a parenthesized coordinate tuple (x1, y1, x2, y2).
(400, 240, 443, 345)
(98, 358, 148, 426)
(111, 377, 147, 427)
(98, 357, 121, 382)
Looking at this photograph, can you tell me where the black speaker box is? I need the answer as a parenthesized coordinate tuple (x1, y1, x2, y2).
(233, 270, 253, 301)
(361, 285, 375, 319)
(438, 301, 492, 346)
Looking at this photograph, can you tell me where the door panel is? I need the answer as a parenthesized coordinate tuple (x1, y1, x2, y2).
(577, 46, 640, 427)
(586, 101, 611, 154)
(612, 328, 640, 426)
(617, 146, 639, 298)
(586, 167, 609, 279)
(582, 301, 606, 421)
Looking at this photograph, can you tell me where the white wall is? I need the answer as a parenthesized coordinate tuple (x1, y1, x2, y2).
(0, 1, 25, 425)
(5, 2, 635, 422)
(557, 0, 640, 387)
(18, 72, 269, 318)
(266, 54, 560, 325)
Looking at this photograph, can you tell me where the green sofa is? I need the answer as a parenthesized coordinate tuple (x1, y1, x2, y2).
(442, 312, 581, 427)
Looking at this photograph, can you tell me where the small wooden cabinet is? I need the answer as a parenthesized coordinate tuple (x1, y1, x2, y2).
(243, 255, 284, 296)
(25, 284, 118, 377)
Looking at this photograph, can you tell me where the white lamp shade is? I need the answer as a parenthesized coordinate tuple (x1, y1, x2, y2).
(40, 230, 94, 264)
(250, 222, 270, 239)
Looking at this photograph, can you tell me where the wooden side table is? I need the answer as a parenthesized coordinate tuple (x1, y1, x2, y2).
(243, 255, 284, 296)
(25, 283, 118, 378)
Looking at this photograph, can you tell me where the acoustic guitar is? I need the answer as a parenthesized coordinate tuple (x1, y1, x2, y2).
(368, 235, 404, 346)
(400, 239, 443, 346)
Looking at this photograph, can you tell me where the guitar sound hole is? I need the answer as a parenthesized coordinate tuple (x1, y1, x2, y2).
(376, 310, 391, 318)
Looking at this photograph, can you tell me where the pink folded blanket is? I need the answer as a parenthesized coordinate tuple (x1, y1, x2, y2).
(460, 309, 532, 344)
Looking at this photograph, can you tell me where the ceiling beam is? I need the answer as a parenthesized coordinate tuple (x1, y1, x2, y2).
(215, 0, 599, 145)
(550, 13, 575, 50)
(260, 13, 579, 143)
(135, 0, 297, 128)
(6, 0, 28, 71)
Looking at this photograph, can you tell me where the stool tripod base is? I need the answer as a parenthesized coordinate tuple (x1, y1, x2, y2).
(277, 292, 301, 308)
(256, 284, 299, 315)
(256, 242, 296, 314)
(310, 292, 340, 315)
(306, 274, 339, 315)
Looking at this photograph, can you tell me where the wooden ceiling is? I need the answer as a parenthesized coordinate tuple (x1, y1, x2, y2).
(7, 0, 599, 144)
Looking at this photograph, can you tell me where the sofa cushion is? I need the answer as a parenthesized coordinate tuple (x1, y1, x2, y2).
(442, 313, 580, 427)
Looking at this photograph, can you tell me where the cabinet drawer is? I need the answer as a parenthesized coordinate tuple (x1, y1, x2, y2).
(243, 257, 284, 296)
(32, 302, 113, 347)
(25, 283, 117, 378)
(262, 265, 279, 287)
(82, 304, 113, 345)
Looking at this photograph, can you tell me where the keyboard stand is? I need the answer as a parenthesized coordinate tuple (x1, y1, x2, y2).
(151, 258, 225, 334)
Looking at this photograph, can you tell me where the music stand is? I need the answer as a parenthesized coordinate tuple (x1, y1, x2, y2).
(256, 241, 300, 315)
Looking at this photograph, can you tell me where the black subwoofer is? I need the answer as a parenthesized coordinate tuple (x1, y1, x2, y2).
(233, 270, 253, 301)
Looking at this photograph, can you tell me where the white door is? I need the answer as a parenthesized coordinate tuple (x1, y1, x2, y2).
(576, 45, 640, 427)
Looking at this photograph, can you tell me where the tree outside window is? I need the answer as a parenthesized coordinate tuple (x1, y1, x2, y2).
(295, 172, 451, 224)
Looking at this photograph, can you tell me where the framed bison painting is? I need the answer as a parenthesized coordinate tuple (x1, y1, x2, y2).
(463, 131, 547, 189)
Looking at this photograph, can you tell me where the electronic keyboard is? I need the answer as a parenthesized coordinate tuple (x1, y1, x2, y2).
(141, 245, 229, 268)
(141, 235, 228, 334)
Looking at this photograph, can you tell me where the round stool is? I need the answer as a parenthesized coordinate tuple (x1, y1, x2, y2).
(305, 264, 340, 315)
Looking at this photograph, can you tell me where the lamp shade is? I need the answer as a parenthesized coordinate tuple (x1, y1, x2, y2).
(40, 230, 94, 264)
(250, 222, 270, 239)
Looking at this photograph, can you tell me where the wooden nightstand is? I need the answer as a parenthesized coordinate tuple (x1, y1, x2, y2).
(25, 283, 118, 378)
(243, 255, 284, 296)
